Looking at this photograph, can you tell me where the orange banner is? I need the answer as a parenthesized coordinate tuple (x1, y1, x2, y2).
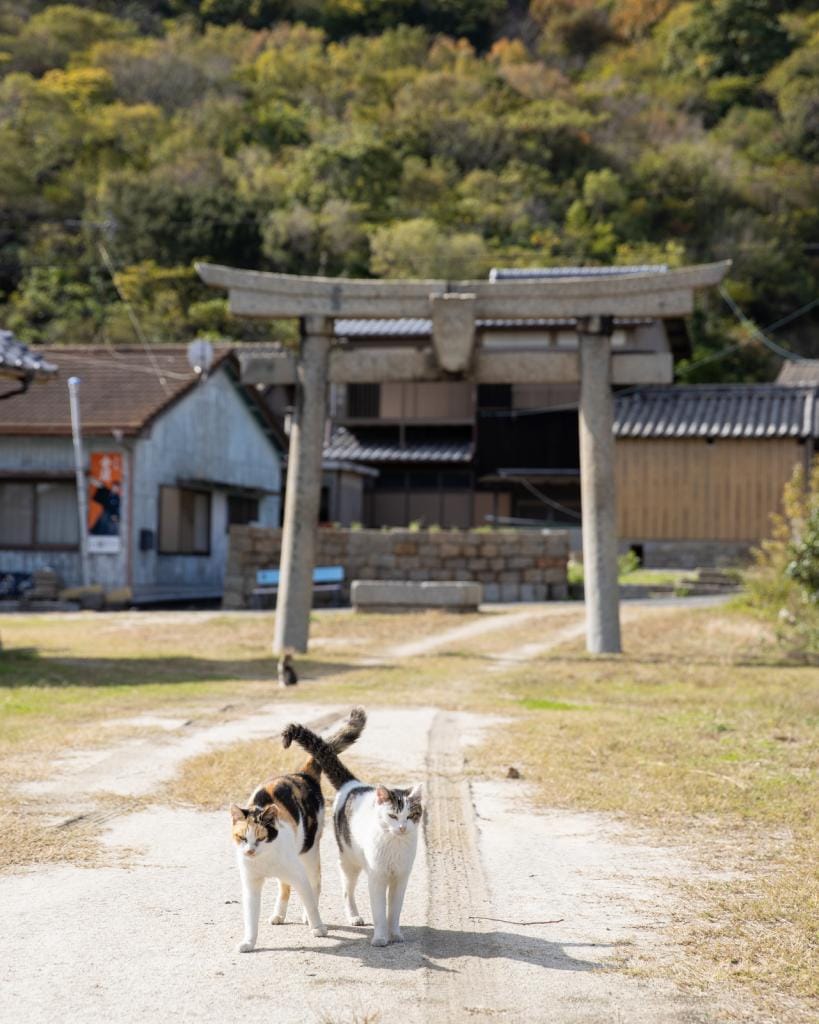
(88, 451, 122, 553)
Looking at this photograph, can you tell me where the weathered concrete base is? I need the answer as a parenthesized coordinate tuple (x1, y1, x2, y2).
(352, 580, 482, 611)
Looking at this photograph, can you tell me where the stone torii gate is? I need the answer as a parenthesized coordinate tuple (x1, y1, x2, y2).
(197, 260, 729, 677)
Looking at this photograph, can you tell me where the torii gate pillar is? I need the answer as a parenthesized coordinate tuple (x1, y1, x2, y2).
(273, 317, 331, 681)
(578, 318, 621, 654)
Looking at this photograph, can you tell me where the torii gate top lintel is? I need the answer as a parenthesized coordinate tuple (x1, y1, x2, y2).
(195, 260, 731, 321)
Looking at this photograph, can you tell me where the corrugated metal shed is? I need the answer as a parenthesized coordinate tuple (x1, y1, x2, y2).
(776, 360, 819, 386)
(614, 385, 818, 439)
(324, 426, 471, 463)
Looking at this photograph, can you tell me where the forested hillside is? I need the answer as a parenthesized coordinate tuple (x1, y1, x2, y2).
(0, 1, 816, 380)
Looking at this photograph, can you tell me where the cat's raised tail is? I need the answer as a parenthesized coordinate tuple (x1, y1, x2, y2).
(283, 709, 364, 790)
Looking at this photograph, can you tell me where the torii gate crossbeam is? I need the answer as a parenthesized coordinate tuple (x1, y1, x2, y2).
(197, 260, 730, 678)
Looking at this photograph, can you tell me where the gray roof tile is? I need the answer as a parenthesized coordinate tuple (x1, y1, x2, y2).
(334, 315, 653, 338)
(489, 264, 667, 281)
(0, 330, 58, 380)
(614, 385, 817, 440)
(324, 427, 471, 464)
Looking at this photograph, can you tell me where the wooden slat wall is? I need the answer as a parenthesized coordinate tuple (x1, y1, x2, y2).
(615, 438, 805, 541)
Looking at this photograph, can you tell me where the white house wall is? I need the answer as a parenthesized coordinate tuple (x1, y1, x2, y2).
(0, 434, 129, 590)
(130, 368, 281, 598)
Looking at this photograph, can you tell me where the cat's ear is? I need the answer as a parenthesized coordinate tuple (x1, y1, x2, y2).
(259, 804, 278, 823)
(408, 783, 423, 803)
(230, 804, 248, 823)
(375, 785, 391, 805)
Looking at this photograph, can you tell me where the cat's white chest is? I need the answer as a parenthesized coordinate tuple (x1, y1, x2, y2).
(365, 828, 418, 876)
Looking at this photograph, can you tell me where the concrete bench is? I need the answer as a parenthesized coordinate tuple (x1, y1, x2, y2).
(251, 565, 345, 609)
(351, 580, 482, 612)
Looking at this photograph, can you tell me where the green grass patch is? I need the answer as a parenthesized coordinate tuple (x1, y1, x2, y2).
(520, 697, 590, 711)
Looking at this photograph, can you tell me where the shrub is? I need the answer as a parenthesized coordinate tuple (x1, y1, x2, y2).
(617, 549, 641, 577)
(786, 505, 819, 603)
(745, 459, 819, 659)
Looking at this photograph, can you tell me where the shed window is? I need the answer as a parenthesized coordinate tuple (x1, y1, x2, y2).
(0, 481, 79, 548)
(159, 486, 210, 555)
(37, 482, 79, 544)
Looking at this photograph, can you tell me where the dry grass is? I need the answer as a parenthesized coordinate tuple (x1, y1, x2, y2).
(0, 799, 100, 872)
(473, 605, 818, 1021)
(162, 730, 401, 813)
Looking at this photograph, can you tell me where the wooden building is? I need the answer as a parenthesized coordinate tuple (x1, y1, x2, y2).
(614, 384, 818, 566)
(319, 307, 683, 530)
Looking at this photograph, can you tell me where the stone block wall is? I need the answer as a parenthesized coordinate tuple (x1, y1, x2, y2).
(223, 525, 569, 609)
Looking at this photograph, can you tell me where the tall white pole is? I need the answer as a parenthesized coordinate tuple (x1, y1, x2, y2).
(67, 376, 91, 587)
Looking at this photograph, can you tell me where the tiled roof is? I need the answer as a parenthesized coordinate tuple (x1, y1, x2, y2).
(489, 265, 668, 281)
(0, 346, 231, 435)
(614, 385, 818, 439)
(776, 360, 819, 386)
(0, 330, 58, 381)
(335, 318, 431, 337)
(334, 316, 652, 337)
(324, 427, 471, 463)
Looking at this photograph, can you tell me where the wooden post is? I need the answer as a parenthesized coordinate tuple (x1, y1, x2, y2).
(578, 318, 622, 654)
(273, 316, 332, 682)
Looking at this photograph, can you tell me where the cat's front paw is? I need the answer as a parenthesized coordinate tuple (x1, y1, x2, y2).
(390, 929, 404, 943)
(311, 923, 328, 938)
(349, 915, 365, 926)
(269, 913, 286, 925)
(371, 934, 389, 947)
(237, 940, 255, 953)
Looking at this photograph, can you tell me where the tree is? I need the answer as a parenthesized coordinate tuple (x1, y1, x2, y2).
(370, 218, 488, 278)
(670, 0, 793, 80)
(2, 4, 135, 76)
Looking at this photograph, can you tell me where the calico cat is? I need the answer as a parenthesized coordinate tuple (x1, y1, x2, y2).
(282, 718, 422, 947)
(230, 706, 366, 952)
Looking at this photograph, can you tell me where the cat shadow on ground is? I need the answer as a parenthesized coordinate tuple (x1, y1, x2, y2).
(253, 924, 607, 973)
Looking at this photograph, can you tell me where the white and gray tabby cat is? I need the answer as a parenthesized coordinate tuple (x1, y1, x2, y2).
(230, 707, 366, 952)
(282, 718, 423, 947)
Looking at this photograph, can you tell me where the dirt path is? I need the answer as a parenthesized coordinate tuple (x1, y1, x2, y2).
(0, 696, 720, 1023)
(386, 605, 545, 659)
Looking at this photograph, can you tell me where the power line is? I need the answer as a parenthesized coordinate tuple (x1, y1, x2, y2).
(719, 285, 806, 362)
(675, 292, 818, 374)
(764, 296, 819, 333)
(96, 241, 173, 396)
(62, 349, 196, 381)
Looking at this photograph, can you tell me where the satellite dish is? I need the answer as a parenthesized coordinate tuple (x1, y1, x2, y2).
(187, 338, 214, 377)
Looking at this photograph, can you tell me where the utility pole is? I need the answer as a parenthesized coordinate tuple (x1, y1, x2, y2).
(67, 377, 91, 587)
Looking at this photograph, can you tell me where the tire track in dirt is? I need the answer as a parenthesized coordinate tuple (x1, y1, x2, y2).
(422, 711, 507, 1020)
